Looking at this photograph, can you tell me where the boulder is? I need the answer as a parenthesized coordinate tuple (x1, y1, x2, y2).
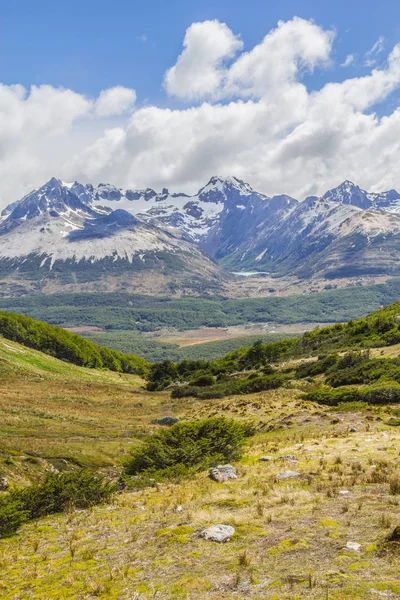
(0, 477, 8, 491)
(346, 541, 361, 552)
(209, 464, 237, 482)
(200, 524, 235, 543)
(151, 416, 179, 426)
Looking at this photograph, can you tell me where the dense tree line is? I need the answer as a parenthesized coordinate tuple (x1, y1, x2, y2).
(0, 311, 149, 375)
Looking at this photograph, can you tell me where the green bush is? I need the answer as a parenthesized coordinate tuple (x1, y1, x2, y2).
(125, 417, 251, 479)
(13, 470, 115, 520)
(170, 372, 284, 399)
(303, 384, 400, 406)
(190, 374, 215, 387)
(0, 497, 28, 538)
(147, 360, 178, 391)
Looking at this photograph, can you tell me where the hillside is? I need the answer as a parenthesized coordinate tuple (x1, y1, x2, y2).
(1, 305, 400, 598)
(0, 310, 149, 375)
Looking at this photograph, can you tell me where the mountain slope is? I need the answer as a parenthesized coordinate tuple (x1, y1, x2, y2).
(78, 176, 400, 277)
(0, 309, 149, 374)
(246, 196, 400, 277)
(0, 179, 227, 296)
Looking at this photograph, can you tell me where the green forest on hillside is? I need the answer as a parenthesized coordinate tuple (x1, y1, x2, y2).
(2, 278, 400, 361)
(82, 330, 295, 362)
(3, 278, 400, 332)
(0, 311, 148, 375)
(146, 301, 400, 400)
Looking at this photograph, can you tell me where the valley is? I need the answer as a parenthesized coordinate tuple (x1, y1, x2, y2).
(4, 6, 400, 599)
(3, 277, 400, 361)
(2, 176, 400, 598)
(1, 306, 400, 598)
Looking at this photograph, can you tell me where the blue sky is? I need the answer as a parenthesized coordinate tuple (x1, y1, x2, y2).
(3, 0, 400, 104)
(2, 0, 400, 206)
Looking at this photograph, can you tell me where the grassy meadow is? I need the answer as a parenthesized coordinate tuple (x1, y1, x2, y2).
(1, 333, 400, 598)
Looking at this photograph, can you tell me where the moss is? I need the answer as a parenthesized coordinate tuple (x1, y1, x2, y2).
(155, 525, 195, 544)
(319, 518, 340, 527)
(268, 538, 309, 556)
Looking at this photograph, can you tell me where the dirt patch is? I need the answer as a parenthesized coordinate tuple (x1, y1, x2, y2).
(64, 326, 105, 333)
(152, 322, 334, 347)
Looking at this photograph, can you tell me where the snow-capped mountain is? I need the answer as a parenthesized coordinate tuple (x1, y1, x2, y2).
(0, 179, 226, 296)
(57, 176, 298, 264)
(3, 176, 400, 292)
(322, 180, 400, 211)
(244, 194, 400, 278)
(67, 175, 273, 247)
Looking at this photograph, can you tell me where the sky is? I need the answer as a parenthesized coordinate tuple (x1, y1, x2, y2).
(2, 0, 400, 207)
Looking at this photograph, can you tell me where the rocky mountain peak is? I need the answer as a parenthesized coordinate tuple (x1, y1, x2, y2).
(197, 176, 258, 202)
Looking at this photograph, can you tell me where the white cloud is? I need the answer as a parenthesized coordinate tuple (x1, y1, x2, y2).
(365, 35, 385, 66)
(2, 18, 400, 209)
(136, 34, 147, 42)
(164, 20, 243, 100)
(341, 54, 354, 67)
(94, 86, 136, 117)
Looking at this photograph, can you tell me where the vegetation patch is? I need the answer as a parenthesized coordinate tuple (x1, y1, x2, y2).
(0, 470, 114, 538)
(125, 417, 252, 481)
(0, 310, 149, 375)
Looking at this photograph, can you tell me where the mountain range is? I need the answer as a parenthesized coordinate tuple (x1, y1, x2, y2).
(2, 176, 400, 296)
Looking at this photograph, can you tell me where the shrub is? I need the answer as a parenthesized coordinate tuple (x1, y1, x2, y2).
(125, 417, 251, 479)
(13, 470, 115, 520)
(0, 497, 28, 538)
(303, 385, 400, 406)
(389, 476, 400, 496)
(190, 374, 215, 387)
(147, 360, 178, 391)
(170, 372, 284, 399)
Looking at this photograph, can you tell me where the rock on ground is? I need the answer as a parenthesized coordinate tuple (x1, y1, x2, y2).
(276, 471, 302, 480)
(200, 525, 235, 543)
(209, 464, 237, 482)
(346, 541, 361, 551)
(151, 416, 179, 426)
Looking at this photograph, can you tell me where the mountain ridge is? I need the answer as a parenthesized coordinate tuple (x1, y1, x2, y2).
(2, 176, 400, 294)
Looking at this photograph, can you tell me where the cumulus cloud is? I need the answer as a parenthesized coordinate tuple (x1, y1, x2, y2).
(2, 17, 400, 208)
(94, 86, 136, 117)
(164, 20, 243, 100)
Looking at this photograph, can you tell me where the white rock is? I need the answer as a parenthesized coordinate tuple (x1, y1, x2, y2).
(209, 464, 237, 482)
(200, 524, 235, 543)
(346, 541, 361, 552)
(338, 490, 351, 497)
